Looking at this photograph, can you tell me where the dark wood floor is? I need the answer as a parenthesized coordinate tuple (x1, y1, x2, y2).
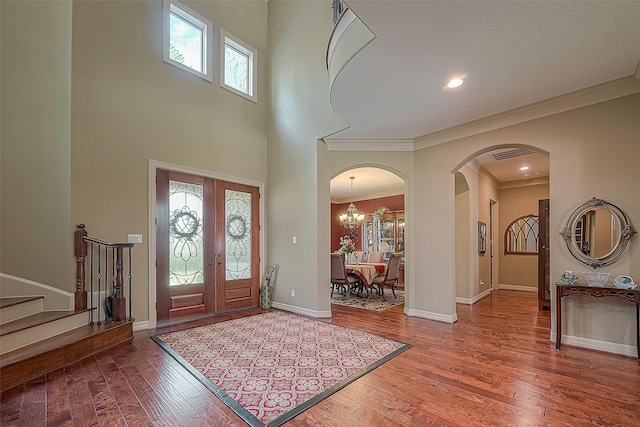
(1, 290, 639, 426)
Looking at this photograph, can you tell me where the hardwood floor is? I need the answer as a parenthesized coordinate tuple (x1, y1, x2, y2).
(1, 290, 639, 426)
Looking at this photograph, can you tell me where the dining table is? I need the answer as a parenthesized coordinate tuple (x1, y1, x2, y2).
(345, 262, 387, 290)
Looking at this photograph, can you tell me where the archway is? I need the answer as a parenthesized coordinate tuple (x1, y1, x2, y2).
(453, 145, 550, 308)
(329, 166, 407, 306)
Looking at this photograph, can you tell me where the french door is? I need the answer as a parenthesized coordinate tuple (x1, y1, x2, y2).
(156, 169, 260, 323)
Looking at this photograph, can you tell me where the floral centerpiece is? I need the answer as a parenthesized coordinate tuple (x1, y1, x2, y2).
(339, 235, 356, 254)
(339, 236, 357, 262)
(373, 207, 389, 215)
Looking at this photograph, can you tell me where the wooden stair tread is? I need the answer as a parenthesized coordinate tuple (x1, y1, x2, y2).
(0, 296, 44, 309)
(0, 309, 91, 337)
(0, 320, 134, 392)
(1, 321, 132, 368)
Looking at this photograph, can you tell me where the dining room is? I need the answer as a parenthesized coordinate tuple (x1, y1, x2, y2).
(330, 167, 406, 306)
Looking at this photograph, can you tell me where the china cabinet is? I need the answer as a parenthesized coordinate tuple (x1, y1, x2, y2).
(363, 210, 405, 259)
(363, 211, 405, 285)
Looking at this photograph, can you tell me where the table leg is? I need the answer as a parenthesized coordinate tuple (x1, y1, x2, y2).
(636, 303, 639, 361)
(555, 285, 562, 350)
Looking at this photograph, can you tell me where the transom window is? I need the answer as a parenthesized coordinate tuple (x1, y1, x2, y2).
(220, 29, 257, 102)
(505, 214, 539, 254)
(163, 0, 212, 82)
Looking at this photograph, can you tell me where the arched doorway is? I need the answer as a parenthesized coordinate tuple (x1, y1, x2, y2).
(330, 167, 407, 305)
(453, 145, 550, 308)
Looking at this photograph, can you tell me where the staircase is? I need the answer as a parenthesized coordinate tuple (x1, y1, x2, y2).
(0, 296, 133, 392)
(0, 224, 136, 393)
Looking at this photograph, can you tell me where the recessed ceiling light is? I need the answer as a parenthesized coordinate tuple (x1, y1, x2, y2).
(447, 77, 464, 89)
(520, 166, 529, 171)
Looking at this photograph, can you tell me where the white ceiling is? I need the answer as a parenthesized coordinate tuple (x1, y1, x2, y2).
(331, 168, 404, 199)
(475, 149, 549, 184)
(328, 1, 640, 196)
(327, 0, 640, 141)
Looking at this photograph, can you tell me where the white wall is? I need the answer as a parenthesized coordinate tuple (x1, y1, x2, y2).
(70, 0, 268, 323)
(3, 1, 640, 356)
(455, 173, 471, 300)
(423, 93, 640, 353)
(267, 1, 346, 317)
(499, 183, 550, 290)
(1, 1, 73, 289)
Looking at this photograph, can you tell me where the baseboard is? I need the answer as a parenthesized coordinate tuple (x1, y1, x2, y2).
(498, 284, 537, 292)
(133, 320, 150, 331)
(550, 332, 638, 358)
(270, 301, 332, 319)
(404, 307, 457, 324)
(456, 288, 493, 305)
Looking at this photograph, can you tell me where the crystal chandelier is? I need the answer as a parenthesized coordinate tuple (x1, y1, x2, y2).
(339, 176, 365, 230)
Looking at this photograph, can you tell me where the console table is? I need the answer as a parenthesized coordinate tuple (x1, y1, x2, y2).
(556, 283, 640, 361)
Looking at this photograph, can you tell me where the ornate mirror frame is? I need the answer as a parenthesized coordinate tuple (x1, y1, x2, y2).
(559, 197, 636, 269)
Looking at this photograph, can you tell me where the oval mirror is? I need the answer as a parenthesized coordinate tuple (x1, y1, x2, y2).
(560, 197, 636, 268)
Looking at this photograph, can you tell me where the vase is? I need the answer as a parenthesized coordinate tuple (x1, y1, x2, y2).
(345, 252, 352, 263)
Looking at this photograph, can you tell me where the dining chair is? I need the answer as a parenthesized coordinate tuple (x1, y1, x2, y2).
(367, 251, 384, 263)
(330, 253, 361, 298)
(371, 253, 403, 299)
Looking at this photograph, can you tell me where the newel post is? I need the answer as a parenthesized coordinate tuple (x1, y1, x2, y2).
(75, 224, 88, 310)
(112, 247, 127, 321)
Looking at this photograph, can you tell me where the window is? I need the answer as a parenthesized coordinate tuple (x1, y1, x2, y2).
(504, 214, 539, 254)
(220, 29, 257, 102)
(163, 0, 212, 82)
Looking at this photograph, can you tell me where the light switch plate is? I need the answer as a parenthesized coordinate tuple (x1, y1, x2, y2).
(128, 234, 143, 244)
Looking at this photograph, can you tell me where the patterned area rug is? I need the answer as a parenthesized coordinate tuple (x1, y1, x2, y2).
(331, 288, 404, 311)
(152, 311, 410, 427)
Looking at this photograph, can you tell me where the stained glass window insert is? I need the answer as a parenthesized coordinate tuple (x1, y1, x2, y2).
(169, 180, 204, 286)
(224, 42, 249, 94)
(220, 29, 256, 102)
(225, 189, 251, 280)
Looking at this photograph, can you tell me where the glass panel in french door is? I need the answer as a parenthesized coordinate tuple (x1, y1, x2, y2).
(169, 180, 204, 286)
(225, 188, 252, 280)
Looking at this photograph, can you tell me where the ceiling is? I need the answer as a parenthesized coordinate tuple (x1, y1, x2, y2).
(327, 0, 640, 142)
(328, 1, 640, 197)
(331, 168, 403, 200)
(475, 148, 549, 184)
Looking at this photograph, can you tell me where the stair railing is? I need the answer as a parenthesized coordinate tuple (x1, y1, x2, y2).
(75, 224, 134, 323)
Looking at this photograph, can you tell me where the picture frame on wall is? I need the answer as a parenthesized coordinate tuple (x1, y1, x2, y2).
(478, 221, 487, 254)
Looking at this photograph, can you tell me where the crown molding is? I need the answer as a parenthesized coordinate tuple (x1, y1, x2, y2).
(323, 74, 640, 153)
(324, 139, 414, 151)
(466, 159, 481, 174)
(496, 176, 550, 190)
(413, 74, 640, 150)
(477, 166, 500, 188)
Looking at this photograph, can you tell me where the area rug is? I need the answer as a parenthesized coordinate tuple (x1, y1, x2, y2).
(151, 310, 411, 427)
(331, 288, 404, 311)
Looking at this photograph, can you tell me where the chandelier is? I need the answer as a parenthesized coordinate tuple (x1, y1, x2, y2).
(339, 176, 365, 230)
